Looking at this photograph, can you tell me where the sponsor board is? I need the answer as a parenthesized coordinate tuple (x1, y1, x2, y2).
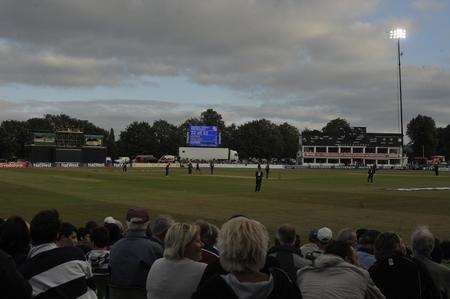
(55, 162, 80, 168)
(0, 162, 29, 168)
(132, 163, 181, 168)
(33, 162, 53, 168)
(86, 163, 105, 168)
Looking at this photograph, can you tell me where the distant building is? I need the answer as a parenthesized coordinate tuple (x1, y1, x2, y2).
(298, 127, 403, 167)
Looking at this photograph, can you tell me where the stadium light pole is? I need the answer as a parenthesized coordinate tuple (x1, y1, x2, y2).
(390, 28, 406, 158)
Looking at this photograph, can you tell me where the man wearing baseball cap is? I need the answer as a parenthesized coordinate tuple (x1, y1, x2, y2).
(110, 208, 163, 289)
(317, 227, 333, 247)
(301, 227, 333, 261)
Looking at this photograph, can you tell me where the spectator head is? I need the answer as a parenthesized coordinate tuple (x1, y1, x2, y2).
(411, 226, 435, 258)
(195, 220, 219, 247)
(356, 228, 368, 243)
(336, 228, 357, 248)
(358, 230, 381, 254)
(126, 208, 149, 231)
(152, 215, 175, 243)
(104, 216, 124, 233)
(308, 229, 318, 243)
(77, 227, 90, 243)
(30, 209, 61, 246)
(164, 223, 203, 261)
(276, 224, 296, 246)
(104, 222, 122, 245)
(374, 232, 404, 261)
(91, 226, 109, 249)
(228, 214, 248, 221)
(0, 216, 30, 256)
(85, 220, 98, 233)
(218, 217, 269, 273)
(325, 240, 357, 265)
(58, 222, 78, 247)
(317, 227, 333, 249)
(104, 216, 116, 225)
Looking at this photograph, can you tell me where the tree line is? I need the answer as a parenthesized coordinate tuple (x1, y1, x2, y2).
(0, 109, 300, 160)
(0, 111, 448, 161)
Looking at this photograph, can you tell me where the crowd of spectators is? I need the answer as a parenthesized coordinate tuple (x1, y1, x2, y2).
(0, 209, 449, 299)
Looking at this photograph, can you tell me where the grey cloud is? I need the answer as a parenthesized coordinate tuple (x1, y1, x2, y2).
(0, 0, 449, 132)
(0, 99, 192, 132)
(0, 0, 382, 88)
(411, 0, 446, 13)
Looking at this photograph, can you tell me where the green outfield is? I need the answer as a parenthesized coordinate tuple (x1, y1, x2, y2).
(0, 167, 449, 241)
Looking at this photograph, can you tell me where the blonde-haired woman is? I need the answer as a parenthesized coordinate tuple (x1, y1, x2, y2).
(193, 217, 302, 299)
(146, 223, 206, 299)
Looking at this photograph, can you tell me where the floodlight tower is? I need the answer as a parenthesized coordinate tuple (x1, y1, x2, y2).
(390, 28, 406, 150)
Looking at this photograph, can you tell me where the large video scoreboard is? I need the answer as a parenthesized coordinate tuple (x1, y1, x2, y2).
(187, 125, 220, 147)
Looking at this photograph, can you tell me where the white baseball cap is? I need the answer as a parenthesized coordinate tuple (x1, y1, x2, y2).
(104, 216, 116, 224)
(317, 227, 333, 243)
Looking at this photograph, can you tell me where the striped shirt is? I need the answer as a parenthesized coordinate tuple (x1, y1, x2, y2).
(19, 243, 97, 299)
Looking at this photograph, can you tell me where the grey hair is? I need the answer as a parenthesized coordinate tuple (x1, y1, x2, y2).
(152, 215, 175, 236)
(411, 226, 435, 257)
(336, 228, 356, 244)
(127, 221, 148, 232)
(218, 217, 269, 273)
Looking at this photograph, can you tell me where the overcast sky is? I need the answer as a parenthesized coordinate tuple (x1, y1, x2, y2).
(0, 0, 449, 133)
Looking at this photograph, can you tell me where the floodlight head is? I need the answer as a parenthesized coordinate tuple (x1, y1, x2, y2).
(390, 28, 406, 39)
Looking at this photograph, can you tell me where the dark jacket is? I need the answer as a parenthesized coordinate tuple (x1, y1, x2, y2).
(192, 267, 302, 299)
(0, 249, 32, 299)
(110, 230, 163, 288)
(369, 254, 441, 299)
(268, 245, 311, 282)
(414, 256, 450, 299)
(199, 245, 219, 265)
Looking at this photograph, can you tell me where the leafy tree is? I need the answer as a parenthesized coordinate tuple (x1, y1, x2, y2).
(0, 120, 30, 159)
(235, 119, 283, 159)
(436, 125, 450, 160)
(27, 118, 53, 131)
(105, 128, 119, 159)
(44, 114, 106, 135)
(279, 122, 300, 158)
(200, 109, 225, 131)
(302, 128, 322, 135)
(152, 120, 178, 157)
(221, 123, 238, 149)
(406, 114, 437, 158)
(322, 118, 351, 136)
(118, 121, 155, 158)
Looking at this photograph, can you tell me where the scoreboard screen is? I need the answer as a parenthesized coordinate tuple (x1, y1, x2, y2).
(188, 126, 219, 147)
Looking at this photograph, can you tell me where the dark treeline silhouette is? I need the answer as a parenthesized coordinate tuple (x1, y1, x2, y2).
(1, 111, 449, 161)
(0, 109, 300, 161)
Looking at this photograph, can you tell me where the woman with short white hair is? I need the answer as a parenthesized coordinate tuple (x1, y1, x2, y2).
(193, 217, 302, 298)
(146, 223, 206, 299)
